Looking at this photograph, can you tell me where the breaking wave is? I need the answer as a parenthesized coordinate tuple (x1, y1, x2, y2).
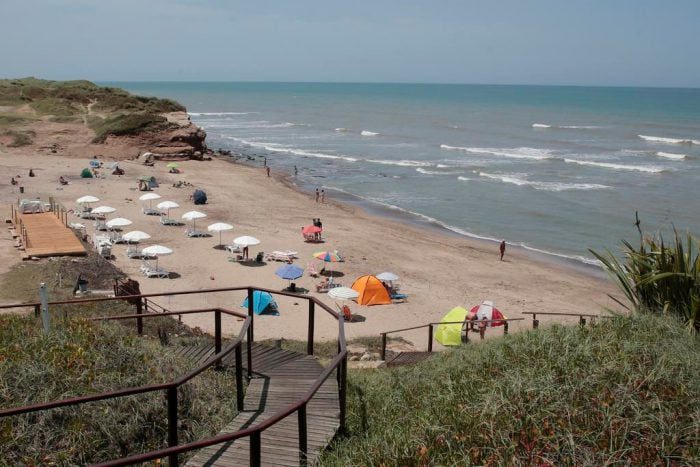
(225, 137, 358, 162)
(416, 167, 463, 175)
(335, 128, 349, 132)
(656, 151, 686, 160)
(478, 172, 610, 191)
(440, 145, 553, 160)
(367, 159, 431, 167)
(533, 123, 600, 129)
(361, 130, 379, 136)
(563, 158, 665, 173)
(639, 135, 699, 145)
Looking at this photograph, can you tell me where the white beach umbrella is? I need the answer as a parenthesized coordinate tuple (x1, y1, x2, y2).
(106, 217, 133, 229)
(157, 200, 179, 217)
(376, 272, 399, 281)
(182, 211, 207, 231)
(121, 230, 151, 243)
(329, 287, 360, 300)
(233, 236, 260, 247)
(141, 244, 173, 269)
(76, 195, 99, 204)
(91, 205, 117, 215)
(207, 222, 234, 247)
(139, 193, 161, 201)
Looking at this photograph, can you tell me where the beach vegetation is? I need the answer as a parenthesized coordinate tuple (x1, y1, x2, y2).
(1, 129, 35, 147)
(591, 229, 700, 333)
(320, 313, 699, 465)
(90, 113, 174, 143)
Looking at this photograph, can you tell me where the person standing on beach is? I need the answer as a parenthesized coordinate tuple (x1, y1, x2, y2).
(263, 156, 267, 168)
(320, 189, 325, 203)
(500, 240, 506, 261)
(294, 165, 298, 176)
(266, 166, 270, 177)
(315, 189, 319, 203)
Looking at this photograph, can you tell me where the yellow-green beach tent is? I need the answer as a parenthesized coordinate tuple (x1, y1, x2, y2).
(435, 306, 469, 346)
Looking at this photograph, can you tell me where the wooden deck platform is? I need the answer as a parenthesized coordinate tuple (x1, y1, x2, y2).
(176, 343, 340, 466)
(17, 212, 86, 257)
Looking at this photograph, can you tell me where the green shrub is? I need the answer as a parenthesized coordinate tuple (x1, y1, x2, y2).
(591, 230, 700, 333)
(30, 97, 80, 116)
(90, 113, 173, 143)
(1, 129, 34, 147)
(321, 314, 699, 465)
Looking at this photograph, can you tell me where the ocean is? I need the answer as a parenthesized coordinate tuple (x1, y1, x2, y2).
(113, 82, 700, 266)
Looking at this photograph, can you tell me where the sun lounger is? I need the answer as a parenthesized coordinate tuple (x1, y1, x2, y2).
(265, 250, 299, 263)
(142, 207, 160, 216)
(144, 267, 170, 278)
(94, 220, 108, 231)
(307, 262, 320, 277)
(225, 244, 242, 254)
(160, 216, 180, 226)
(185, 229, 208, 238)
(316, 277, 341, 293)
(126, 246, 142, 259)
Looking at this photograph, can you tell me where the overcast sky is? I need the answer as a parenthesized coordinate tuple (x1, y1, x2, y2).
(2, 0, 699, 87)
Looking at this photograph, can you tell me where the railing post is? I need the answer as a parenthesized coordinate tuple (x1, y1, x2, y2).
(167, 386, 179, 467)
(579, 316, 586, 327)
(135, 298, 143, 336)
(235, 344, 244, 411)
(339, 353, 347, 433)
(298, 405, 308, 466)
(504, 321, 509, 335)
(307, 300, 315, 355)
(427, 324, 433, 352)
(533, 314, 539, 329)
(380, 333, 387, 360)
(247, 288, 254, 342)
(215, 310, 222, 355)
(33, 304, 40, 318)
(250, 431, 261, 467)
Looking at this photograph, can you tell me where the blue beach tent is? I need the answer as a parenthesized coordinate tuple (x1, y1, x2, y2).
(241, 291, 279, 316)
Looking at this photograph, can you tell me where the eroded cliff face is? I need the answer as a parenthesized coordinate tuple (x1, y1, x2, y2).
(104, 112, 209, 159)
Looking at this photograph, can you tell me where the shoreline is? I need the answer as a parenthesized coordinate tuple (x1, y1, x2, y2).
(226, 155, 608, 281)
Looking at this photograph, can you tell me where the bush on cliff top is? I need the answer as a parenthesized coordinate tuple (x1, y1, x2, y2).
(90, 113, 173, 143)
(321, 313, 699, 465)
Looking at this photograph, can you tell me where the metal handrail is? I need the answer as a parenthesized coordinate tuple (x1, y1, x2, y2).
(0, 308, 248, 418)
(1, 287, 346, 466)
(380, 318, 525, 359)
(521, 311, 608, 328)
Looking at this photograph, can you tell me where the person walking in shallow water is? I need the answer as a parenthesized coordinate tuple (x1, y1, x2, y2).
(500, 240, 506, 261)
(315, 189, 319, 203)
(294, 165, 298, 177)
(266, 166, 270, 177)
(320, 189, 325, 203)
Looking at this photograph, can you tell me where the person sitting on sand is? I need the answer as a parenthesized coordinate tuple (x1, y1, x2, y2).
(316, 277, 330, 292)
(59, 176, 68, 185)
(10, 177, 17, 186)
(28, 169, 35, 177)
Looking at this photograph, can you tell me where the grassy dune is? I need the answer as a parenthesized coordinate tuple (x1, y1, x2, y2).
(321, 314, 700, 465)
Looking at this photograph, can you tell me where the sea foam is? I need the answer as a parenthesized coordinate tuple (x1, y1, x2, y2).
(225, 137, 358, 162)
(416, 167, 463, 175)
(656, 151, 687, 160)
(563, 158, 664, 173)
(478, 172, 610, 191)
(361, 130, 379, 136)
(639, 135, 699, 145)
(533, 123, 599, 129)
(367, 159, 431, 167)
(440, 145, 553, 160)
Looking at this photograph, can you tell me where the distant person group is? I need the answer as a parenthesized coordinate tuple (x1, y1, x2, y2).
(315, 188, 325, 203)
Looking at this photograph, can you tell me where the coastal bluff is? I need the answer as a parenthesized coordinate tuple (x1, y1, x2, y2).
(0, 77, 206, 161)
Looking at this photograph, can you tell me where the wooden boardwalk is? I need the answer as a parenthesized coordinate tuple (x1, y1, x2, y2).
(177, 343, 340, 466)
(18, 212, 86, 257)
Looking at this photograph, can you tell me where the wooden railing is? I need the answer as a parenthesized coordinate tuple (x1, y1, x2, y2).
(0, 286, 346, 467)
(521, 311, 607, 329)
(379, 318, 525, 360)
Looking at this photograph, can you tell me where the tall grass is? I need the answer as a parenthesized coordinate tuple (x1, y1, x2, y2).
(591, 230, 700, 333)
(320, 314, 699, 465)
(0, 311, 238, 464)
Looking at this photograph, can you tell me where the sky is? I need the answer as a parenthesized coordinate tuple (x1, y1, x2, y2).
(1, 0, 699, 87)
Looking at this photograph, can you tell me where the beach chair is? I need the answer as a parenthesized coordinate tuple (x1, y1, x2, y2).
(144, 266, 170, 278)
(126, 246, 142, 259)
(225, 244, 242, 254)
(160, 216, 179, 226)
(185, 228, 207, 238)
(391, 293, 408, 303)
(142, 207, 160, 216)
(266, 250, 298, 263)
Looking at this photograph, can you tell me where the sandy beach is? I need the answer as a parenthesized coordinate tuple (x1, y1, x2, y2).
(0, 126, 621, 351)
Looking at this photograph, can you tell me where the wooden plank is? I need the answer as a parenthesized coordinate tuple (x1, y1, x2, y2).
(17, 212, 86, 257)
(384, 351, 433, 367)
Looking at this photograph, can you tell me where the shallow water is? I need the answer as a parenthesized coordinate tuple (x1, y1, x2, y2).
(113, 82, 700, 265)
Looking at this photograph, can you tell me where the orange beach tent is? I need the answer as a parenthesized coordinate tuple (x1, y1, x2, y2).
(351, 275, 391, 306)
